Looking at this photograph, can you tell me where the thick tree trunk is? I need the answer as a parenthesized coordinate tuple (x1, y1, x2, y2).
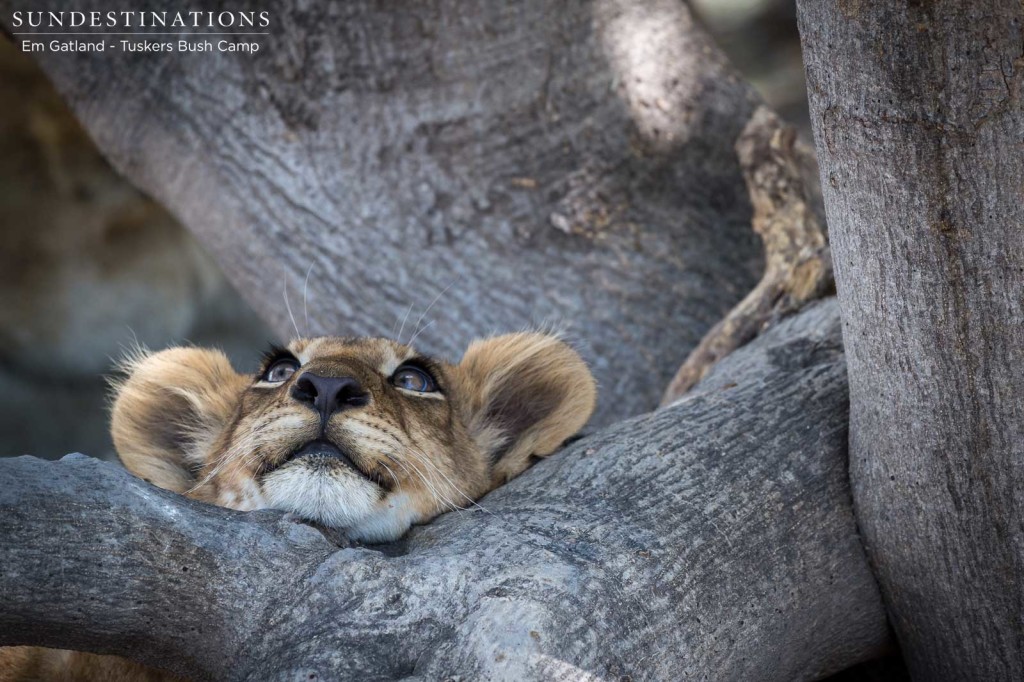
(0, 301, 893, 681)
(797, 2, 1024, 678)
(0, 0, 767, 428)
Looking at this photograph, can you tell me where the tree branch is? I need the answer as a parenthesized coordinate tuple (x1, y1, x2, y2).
(662, 106, 833, 404)
(0, 300, 892, 681)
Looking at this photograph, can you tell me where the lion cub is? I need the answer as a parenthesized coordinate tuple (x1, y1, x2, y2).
(0, 332, 595, 682)
(114, 332, 596, 541)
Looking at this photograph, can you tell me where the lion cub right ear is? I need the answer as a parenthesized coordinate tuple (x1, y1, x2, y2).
(457, 332, 597, 487)
(110, 347, 247, 493)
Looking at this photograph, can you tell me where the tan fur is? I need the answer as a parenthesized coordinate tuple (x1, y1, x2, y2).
(0, 648, 181, 682)
(1, 332, 595, 681)
(110, 347, 249, 494)
(456, 333, 597, 486)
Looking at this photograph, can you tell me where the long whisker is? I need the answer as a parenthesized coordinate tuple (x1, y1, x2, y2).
(284, 276, 301, 339)
(391, 459, 437, 506)
(401, 446, 470, 513)
(408, 278, 459, 345)
(391, 454, 456, 512)
(343, 416, 494, 519)
(349, 415, 485, 514)
(187, 445, 236, 494)
(187, 443, 244, 495)
(187, 427, 269, 495)
(378, 460, 402, 491)
(302, 261, 315, 335)
(395, 452, 460, 513)
(395, 302, 415, 344)
(406, 320, 435, 350)
(407, 446, 493, 515)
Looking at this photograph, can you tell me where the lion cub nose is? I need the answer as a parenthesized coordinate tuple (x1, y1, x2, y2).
(291, 373, 369, 421)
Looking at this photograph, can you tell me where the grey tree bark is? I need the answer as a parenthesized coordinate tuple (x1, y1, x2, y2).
(0, 301, 894, 681)
(0, 0, 767, 428)
(797, 2, 1024, 679)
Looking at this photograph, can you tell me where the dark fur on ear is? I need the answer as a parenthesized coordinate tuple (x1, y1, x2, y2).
(456, 332, 597, 485)
(110, 347, 247, 492)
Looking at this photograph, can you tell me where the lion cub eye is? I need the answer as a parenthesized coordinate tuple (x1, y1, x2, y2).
(391, 365, 437, 393)
(263, 358, 300, 383)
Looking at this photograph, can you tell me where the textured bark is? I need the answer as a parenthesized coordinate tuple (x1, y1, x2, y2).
(0, 0, 766, 428)
(662, 105, 832, 404)
(0, 301, 893, 681)
(798, 2, 1024, 679)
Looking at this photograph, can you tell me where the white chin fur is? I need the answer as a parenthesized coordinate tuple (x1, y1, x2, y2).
(262, 463, 380, 529)
(347, 491, 419, 543)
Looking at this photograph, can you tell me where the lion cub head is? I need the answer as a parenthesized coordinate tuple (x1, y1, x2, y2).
(110, 333, 596, 542)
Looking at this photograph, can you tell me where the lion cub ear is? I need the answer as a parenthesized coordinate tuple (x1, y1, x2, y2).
(110, 347, 247, 493)
(457, 332, 597, 485)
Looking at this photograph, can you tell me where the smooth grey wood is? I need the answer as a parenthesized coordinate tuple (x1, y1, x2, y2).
(0, 300, 893, 681)
(0, 0, 767, 427)
(797, 2, 1024, 678)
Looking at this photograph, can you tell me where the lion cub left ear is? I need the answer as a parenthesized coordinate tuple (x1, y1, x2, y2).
(110, 347, 248, 493)
(457, 332, 597, 486)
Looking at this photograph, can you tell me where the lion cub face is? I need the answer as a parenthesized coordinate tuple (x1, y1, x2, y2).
(110, 333, 596, 542)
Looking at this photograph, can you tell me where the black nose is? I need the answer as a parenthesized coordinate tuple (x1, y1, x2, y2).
(290, 373, 369, 421)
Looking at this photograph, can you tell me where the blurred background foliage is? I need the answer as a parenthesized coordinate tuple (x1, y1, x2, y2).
(692, 0, 809, 136)
(0, 0, 808, 461)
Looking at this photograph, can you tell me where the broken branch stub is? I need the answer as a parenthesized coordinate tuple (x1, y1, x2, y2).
(662, 105, 833, 404)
